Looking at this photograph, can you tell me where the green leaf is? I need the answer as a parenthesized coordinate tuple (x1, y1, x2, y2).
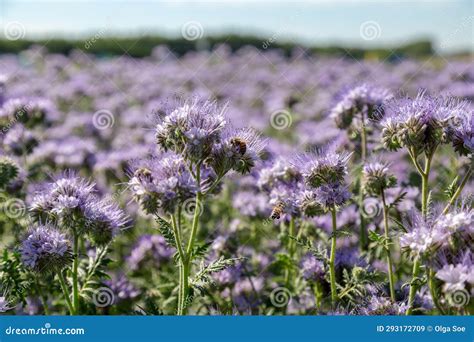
(155, 216, 177, 248)
(445, 176, 459, 199)
(191, 242, 211, 260)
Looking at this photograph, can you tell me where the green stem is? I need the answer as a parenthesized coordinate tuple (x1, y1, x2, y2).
(428, 268, 445, 314)
(406, 257, 420, 315)
(170, 214, 186, 264)
(360, 114, 368, 162)
(329, 206, 338, 305)
(443, 166, 472, 215)
(72, 231, 79, 315)
(407, 153, 432, 314)
(284, 218, 296, 286)
(58, 271, 74, 315)
(381, 189, 396, 302)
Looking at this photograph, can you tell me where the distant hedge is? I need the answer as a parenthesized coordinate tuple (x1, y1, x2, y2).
(0, 34, 438, 59)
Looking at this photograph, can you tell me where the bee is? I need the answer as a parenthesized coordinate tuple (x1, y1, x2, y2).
(134, 167, 153, 181)
(270, 201, 285, 220)
(230, 137, 247, 155)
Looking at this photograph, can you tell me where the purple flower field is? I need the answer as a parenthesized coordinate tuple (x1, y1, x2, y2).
(0, 45, 472, 316)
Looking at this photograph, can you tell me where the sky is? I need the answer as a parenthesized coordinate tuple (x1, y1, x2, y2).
(0, 0, 473, 53)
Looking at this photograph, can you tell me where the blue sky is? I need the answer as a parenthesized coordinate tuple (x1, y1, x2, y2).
(0, 0, 472, 53)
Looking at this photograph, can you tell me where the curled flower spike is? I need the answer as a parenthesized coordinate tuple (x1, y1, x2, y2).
(128, 153, 199, 214)
(154, 97, 227, 162)
(20, 224, 72, 273)
(29, 172, 128, 244)
(330, 83, 392, 129)
(294, 145, 351, 188)
(362, 160, 397, 196)
(448, 110, 474, 156)
(211, 128, 266, 176)
(380, 91, 468, 155)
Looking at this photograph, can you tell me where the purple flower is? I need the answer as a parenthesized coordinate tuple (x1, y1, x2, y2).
(399, 210, 451, 255)
(359, 295, 408, 315)
(381, 91, 467, 154)
(155, 97, 226, 162)
(29, 173, 128, 244)
(294, 144, 351, 188)
(330, 83, 392, 129)
(362, 159, 397, 195)
(448, 110, 474, 156)
(314, 182, 350, 208)
(0, 296, 13, 313)
(128, 153, 197, 214)
(83, 197, 129, 245)
(212, 127, 266, 175)
(20, 225, 72, 272)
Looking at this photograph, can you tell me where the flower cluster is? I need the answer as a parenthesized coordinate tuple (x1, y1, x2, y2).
(30, 173, 128, 245)
(362, 160, 397, 196)
(380, 92, 467, 155)
(330, 84, 392, 129)
(296, 145, 351, 212)
(20, 224, 72, 272)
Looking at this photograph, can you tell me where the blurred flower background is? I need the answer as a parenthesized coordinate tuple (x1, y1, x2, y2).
(0, 0, 472, 316)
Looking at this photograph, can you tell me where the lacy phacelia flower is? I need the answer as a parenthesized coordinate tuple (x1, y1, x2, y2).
(295, 146, 351, 188)
(436, 264, 469, 293)
(29, 173, 127, 244)
(0, 296, 13, 313)
(448, 111, 474, 156)
(30, 173, 94, 222)
(362, 160, 397, 195)
(155, 98, 226, 162)
(83, 198, 129, 245)
(258, 158, 302, 190)
(298, 189, 326, 217)
(399, 211, 450, 255)
(314, 182, 350, 208)
(381, 92, 467, 154)
(211, 128, 266, 176)
(128, 153, 198, 214)
(20, 225, 72, 272)
(330, 84, 392, 129)
(359, 295, 408, 315)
